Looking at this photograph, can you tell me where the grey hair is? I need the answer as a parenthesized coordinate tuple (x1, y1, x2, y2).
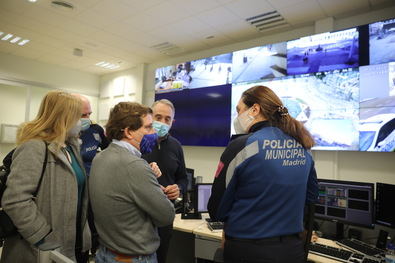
(152, 99, 175, 115)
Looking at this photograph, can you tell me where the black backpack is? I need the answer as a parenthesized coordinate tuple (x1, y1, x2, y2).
(0, 149, 15, 202)
(0, 142, 48, 244)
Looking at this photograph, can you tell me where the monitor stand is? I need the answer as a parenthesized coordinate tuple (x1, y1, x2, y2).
(376, 229, 389, 249)
(181, 212, 202, 220)
(336, 222, 344, 240)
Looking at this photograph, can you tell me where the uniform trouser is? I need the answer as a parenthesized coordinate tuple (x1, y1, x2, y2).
(224, 234, 305, 263)
(156, 224, 173, 263)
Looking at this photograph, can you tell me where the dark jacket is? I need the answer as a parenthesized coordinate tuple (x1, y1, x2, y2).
(142, 134, 187, 194)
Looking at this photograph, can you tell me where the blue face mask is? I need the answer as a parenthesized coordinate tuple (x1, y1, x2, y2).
(80, 118, 91, 131)
(140, 133, 158, 154)
(152, 121, 170, 137)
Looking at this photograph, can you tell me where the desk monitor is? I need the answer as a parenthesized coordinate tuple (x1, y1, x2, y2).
(375, 183, 395, 229)
(315, 179, 374, 236)
(196, 183, 212, 213)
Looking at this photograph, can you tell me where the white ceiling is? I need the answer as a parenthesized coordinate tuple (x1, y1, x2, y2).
(0, 0, 394, 75)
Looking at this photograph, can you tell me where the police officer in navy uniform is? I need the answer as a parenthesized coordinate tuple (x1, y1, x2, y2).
(76, 95, 109, 175)
(208, 85, 318, 263)
(73, 94, 109, 262)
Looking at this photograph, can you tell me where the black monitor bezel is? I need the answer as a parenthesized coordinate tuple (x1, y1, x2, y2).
(315, 179, 375, 229)
(375, 182, 395, 229)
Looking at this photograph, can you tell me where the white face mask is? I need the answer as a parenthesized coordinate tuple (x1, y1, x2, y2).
(67, 120, 82, 138)
(233, 109, 254, 134)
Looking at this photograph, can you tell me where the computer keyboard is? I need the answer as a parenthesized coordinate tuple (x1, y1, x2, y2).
(336, 238, 385, 256)
(309, 243, 383, 263)
(207, 221, 224, 232)
(309, 243, 353, 262)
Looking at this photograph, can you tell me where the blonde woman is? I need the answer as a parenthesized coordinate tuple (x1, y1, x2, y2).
(1, 90, 91, 263)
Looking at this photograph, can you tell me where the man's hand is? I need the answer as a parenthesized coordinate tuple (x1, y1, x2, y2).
(149, 162, 162, 178)
(164, 184, 180, 200)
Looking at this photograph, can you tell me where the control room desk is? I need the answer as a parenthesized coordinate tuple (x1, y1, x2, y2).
(168, 213, 347, 263)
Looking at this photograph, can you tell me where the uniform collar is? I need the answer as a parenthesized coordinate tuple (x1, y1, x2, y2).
(230, 121, 271, 141)
(248, 121, 271, 133)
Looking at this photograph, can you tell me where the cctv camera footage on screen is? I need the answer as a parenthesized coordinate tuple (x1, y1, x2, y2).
(369, 18, 395, 65)
(359, 62, 395, 152)
(154, 53, 233, 92)
(232, 42, 287, 84)
(287, 28, 359, 75)
(153, 17, 395, 152)
(232, 68, 360, 151)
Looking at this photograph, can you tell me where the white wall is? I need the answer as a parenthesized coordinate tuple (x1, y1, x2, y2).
(0, 52, 100, 160)
(143, 6, 395, 184)
(0, 84, 27, 160)
(0, 52, 99, 96)
(97, 64, 146, 126)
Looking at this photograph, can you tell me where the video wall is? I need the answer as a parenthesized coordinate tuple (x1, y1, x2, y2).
(154, 18, 395, 151)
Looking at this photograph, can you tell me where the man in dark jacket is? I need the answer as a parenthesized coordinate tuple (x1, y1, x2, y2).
(142, 99, 188, 263)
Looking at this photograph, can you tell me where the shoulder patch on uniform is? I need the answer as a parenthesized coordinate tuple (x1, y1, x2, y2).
(93, 133, 101, 142)
(214, 161, 224, 178)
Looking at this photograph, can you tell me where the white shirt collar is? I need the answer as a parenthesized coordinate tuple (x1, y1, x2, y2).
(112, 139, 141, 157)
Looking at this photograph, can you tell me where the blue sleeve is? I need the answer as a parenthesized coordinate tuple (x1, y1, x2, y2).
(216, 170, 238, 221)
(305, 163, 318, 204)
(208, 135, 249, 221)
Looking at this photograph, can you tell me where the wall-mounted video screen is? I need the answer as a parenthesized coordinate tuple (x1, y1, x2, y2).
(153, 17, 395, 152)
(369, 18, 395, 65)
(155, 84, 231, 147)
(231, 68, 360, 151)
(359, 63, 395, 151)
(155, 65, 184, 92)
(187, 53, 233, 89)
(154, 53, 233, 93)
(232, 43, 287, 84)
(287, 28, 359, 75)
(359, 107, 395, 152)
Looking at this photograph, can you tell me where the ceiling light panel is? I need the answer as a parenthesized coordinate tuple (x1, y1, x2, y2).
(18, 39, 30, 46)
(95, 61, 120, 70)
(10, 37, 22, 43)
(0, 30, 30, 46)
(1, 34, 14, 41)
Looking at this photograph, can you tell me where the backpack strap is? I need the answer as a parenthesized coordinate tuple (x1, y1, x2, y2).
(2, 149, 15, 172)
(33, 141, 48, 197)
